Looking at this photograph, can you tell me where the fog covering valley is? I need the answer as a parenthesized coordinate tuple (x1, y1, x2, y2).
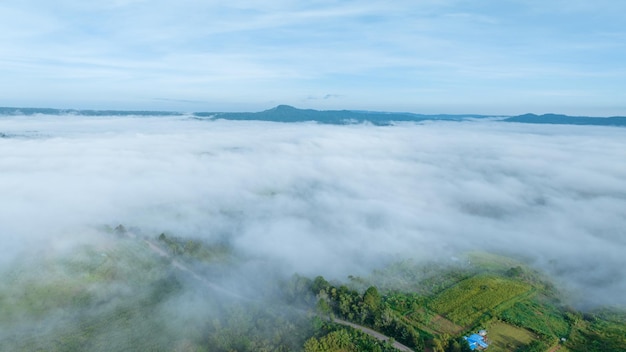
(1, 113, 626, 350)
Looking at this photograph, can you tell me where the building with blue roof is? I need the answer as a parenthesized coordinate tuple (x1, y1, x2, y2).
(464, 333, 489, 350)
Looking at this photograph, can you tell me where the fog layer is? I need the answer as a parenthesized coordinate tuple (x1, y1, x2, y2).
(1, 115, 626, 306)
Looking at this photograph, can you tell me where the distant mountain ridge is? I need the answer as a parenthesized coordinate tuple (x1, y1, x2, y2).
(195, 104, 492, 125)
(0, 107, 183, 117)
(2, 105, 625, 127)
(503, 113, 626, 126)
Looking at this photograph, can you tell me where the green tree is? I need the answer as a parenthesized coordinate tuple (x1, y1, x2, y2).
(312, 276, 330, 294)
(303, 329, 356, 352)
(447, 340, 462, 352)
(363, 286, 381, 312)
(516, 340, 547, 352)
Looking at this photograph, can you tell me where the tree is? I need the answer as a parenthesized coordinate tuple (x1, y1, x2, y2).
(447, 340, 462, 352)
(516, 340, 547, 352)
(303, 329, 356, 352)
(506, 266, 524, 278)
(363, 286, 381, 312)
(312, 276, 330, 294)
(432, 338, 445, 352)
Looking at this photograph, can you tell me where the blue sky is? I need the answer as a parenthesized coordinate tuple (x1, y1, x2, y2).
(1, 0, 625, 114)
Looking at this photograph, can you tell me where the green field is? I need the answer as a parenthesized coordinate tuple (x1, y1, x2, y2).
(487, 321, 536, 352)
(429, 275, 532, 326)
(500, 300, 570, 338)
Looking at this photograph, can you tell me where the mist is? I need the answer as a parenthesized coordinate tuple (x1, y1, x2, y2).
(2, 114, 626, 312)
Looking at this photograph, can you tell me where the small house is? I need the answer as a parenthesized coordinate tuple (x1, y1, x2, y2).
(464, 333, 489, 350)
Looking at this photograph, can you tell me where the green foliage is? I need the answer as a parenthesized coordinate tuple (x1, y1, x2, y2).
(487, 321, 536, 351)
(385, 292, 427, 315)
(4, 239, 626, 352)
(157, 233, 232, 263)
(500, 301, 569, 338)
(515, 340, 548, 352)
(363, 286, 381, 312)
(565, 314, 626, 352)
(506, 266, 524, 278)
(304, 324, 398, 352)
(281, 274, 315, 306)
(205, 303, 314, 352)
(429, 275, 531, 326)
(304, 328, 357, 352)
(0, 241, 187, 352)
(312, 276, 331, 294)
(368, 260, 475, 295)
(446, 339, 462, 352)
(311, 277, 426, 350)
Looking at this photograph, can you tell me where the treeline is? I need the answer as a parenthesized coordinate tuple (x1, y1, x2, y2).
(308, 276, 428, 351)
(204, 303, 315, 352)
(303, 321, 399, 352)
(157, 232, 231, 263)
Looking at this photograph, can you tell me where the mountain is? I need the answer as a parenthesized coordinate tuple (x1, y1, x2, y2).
(0, 106, 183, 117)
(504, 113, 626, 126)
(196, 105, 490, 125)
(2, 105, 625, 127)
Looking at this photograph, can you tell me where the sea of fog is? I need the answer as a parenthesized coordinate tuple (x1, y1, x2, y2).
(1, 114, 625, 307)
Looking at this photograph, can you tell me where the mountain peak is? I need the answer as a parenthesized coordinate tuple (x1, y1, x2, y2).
(271, 105, 298, 111)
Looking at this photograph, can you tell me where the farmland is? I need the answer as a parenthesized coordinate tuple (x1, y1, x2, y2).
(487, 321, 536, 351)
(429, 275, 532, 326)
(309, 253, 626, 352)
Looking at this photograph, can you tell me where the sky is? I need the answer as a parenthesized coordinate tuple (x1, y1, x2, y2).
(1, 0, 626, 115)
(2, 116, 626, 308)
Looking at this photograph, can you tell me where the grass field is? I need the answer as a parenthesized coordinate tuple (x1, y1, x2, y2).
(486, 321, 536, 352)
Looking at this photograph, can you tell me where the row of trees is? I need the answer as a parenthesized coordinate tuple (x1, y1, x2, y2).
(310, 276, 427, 351)
(303, 323, 399, 352)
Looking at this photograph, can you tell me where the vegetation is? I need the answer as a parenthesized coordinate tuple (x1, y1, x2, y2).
(429, 275, 532, 326)
(500, 301, 570, 338)
(1, 228, 625, 351)
(303, 322, 399, 352)
(157, 232, 233, 263)
(487, 321, 536, 351)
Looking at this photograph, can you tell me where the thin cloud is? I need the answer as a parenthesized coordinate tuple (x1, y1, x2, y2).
(1, 1, 625, 113)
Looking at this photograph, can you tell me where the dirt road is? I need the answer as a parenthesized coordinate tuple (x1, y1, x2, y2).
(332, 318, 415, 352)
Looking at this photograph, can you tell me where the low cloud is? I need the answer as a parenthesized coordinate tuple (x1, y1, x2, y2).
(1, 116, 626, 307)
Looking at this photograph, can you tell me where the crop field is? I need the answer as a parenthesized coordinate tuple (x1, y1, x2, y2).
(500, 300, 570, 338)
(428, 314, 464, 334)
(428, 275, 532, 326)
